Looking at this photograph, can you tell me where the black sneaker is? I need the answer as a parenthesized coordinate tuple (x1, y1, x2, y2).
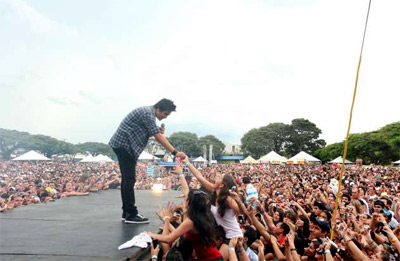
(124, 213, 150, 224)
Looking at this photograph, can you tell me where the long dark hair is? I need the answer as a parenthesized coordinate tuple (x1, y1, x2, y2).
(188, 189, 216, 247)
(211, 174, 237, 217)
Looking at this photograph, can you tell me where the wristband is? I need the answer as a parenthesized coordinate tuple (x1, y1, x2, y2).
(183, 161, 191, 166)
(152, 255, 158, 260)
(290, 248, 296, 252)
(391, 237, 398, 243)
(323, 249, 330, 255)
(162, 216, 171, 222)
(172, 150, 178, 156)
(228, 247, 235, 251)
(178, 173, 184, 178)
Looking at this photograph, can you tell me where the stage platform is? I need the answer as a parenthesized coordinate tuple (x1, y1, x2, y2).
(0, 190, 182, 260)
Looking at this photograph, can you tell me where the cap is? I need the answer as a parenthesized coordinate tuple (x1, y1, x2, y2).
(313, 218, 331, 233)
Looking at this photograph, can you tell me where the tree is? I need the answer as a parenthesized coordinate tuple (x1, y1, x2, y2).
(168, 132, 201, 157)
(198, 135, 226, 158)
(315, 122, 400, 164)
(259, 123, 291, 155)
(0, 129, 30, 160)
(284, 118, 326, 156)
(76, 142, 115, 158)
(241, 128, 273, 158)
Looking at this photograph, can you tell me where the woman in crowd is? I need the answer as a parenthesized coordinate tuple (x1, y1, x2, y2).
(182, 157, 243, 240)
(146, 189, 222, 260)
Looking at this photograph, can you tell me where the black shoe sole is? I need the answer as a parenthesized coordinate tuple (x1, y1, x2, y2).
(124, 220, 150, 224)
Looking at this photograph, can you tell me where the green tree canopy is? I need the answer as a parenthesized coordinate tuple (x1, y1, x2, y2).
(315, 121, 400, 164)
(198, 135, 226, 157)
(285, 118, 326, 156)
(168, 132, 201, 157)
(241, 119, 326, 158)
(76, 142, 115, 158)
(0, 129, 30, 160)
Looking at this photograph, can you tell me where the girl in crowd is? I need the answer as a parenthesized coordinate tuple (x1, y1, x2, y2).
(146, 189, 222, 260)
(61, 182, 89, 197)
(182, 157, 243, 240)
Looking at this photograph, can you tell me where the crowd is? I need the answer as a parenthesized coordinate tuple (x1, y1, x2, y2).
(145, 161, 400, 261)
(2, 159, 400, 260)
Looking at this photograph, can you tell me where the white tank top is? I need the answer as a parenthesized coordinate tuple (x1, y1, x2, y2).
(211, 205, 243, 239)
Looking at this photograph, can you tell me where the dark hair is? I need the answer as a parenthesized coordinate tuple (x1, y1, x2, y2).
(211, 174, 237, 217)
(187, 189, 216, 247)
(281, 222, 290, 235)
(298, 215, 310, 239)
(214, 225, 226, 241)
(243, 225, 257, 246)
(154, 98, 176, 112)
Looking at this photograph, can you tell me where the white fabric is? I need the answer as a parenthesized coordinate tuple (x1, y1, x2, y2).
(329, 156, 353, 164)
(138, 151, 159, 160)
(12, 150, 51, 161)
(118, 232, 152, 250)
(193, 156, 207, 162)
(211, 205, 243, 239)
(288, 151, 321, 163)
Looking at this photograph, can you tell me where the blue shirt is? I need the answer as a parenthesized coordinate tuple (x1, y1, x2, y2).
(109, 106, 160, 159)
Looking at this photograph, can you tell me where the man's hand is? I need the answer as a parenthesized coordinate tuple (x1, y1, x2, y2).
(176, 151, 186, 159)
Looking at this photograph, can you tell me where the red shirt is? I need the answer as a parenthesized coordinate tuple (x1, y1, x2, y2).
(184, 232, 222, 260)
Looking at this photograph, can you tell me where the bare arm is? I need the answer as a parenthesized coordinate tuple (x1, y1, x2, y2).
(183, 160, 215, 192)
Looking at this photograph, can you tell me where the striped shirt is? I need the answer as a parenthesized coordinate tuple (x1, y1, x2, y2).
(109, 106, 160, 159)
(245, 184, 259, 204)
(146, 165, 155, 177)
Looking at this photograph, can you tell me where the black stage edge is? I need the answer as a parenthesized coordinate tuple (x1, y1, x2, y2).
(0, 190, 182, 260)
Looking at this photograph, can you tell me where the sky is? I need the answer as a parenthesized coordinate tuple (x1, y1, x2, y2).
(1, 0, 399, 146)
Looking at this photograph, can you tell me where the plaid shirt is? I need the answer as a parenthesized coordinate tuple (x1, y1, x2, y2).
(109, 106, 160, 159)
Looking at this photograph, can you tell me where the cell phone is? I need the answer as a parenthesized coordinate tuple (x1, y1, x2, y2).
(238, 215, 245, 224)
(152, 239, 159, 248)
(338, 249, 346, 258)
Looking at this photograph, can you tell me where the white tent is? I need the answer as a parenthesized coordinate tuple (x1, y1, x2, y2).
(329, 156, 353, 164)
(138, 151, 159, 161)
(80, 155, 96, 163)
(240, 156, 258, 164)
(394, 159, 400, 165)
(93, 154, 113, 163)
(287, 151, 321, 164)
(193, 156, 208, 163)
(74, 153, 87, 160)
(12, 150, 51, 161)
(259, 151, 287, 163)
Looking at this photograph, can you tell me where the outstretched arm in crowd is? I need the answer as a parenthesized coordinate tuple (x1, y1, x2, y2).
(285, 231, 301, 261)
(383, 225, 400, 254)
(290, 201, 311, 220)
(263, 204, 278, 232)
(146, 218, 194, 244)
(340, 223, 369, 261)
(158, 202, 175, 255)
(182, 158, 216, 192)
(171, 165, 189, 198)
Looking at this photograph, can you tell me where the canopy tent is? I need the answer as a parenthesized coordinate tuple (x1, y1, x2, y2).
(93, 154, 113, 163)
(74, 153, 87, 160)
(240, 156, 258, 164)
(259, 151, 287, 164)
(394, 159, 400, 165)
(287, 151, 321, 164)
(12, 150, 51, 161)
(138, 151, 160, 161)
(193, 156, 208, 163)
(329, 156, 353, 164)
(80, 155, 96, 163)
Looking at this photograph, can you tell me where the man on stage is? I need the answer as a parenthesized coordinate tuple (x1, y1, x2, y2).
(109, 98, 186, 224)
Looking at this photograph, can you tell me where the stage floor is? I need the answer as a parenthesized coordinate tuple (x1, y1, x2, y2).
(0, 189, 182, 260)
